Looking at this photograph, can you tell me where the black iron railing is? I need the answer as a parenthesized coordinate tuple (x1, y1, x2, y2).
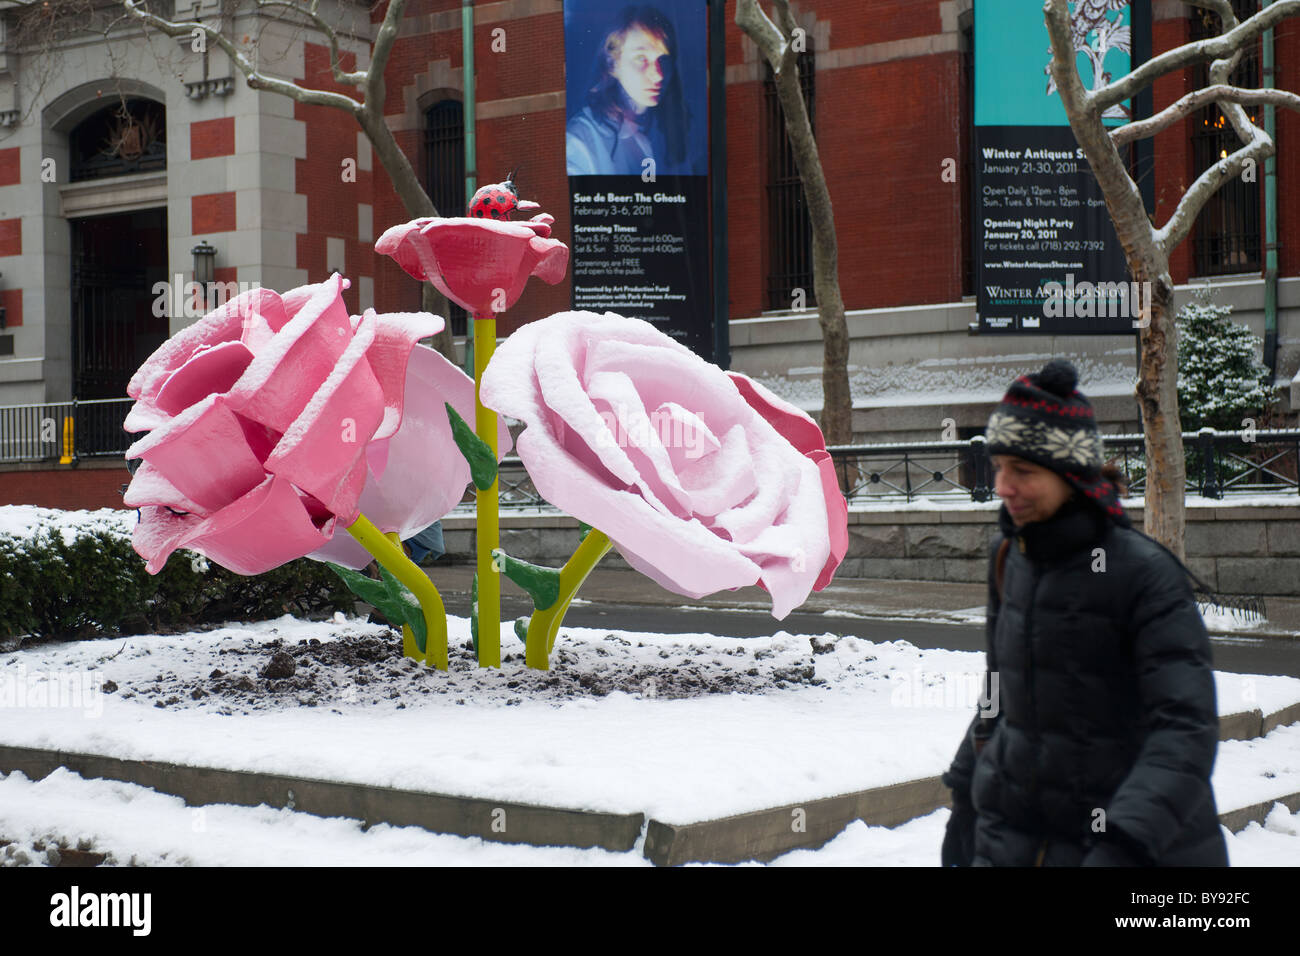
(828, 429, 1300, 504)
(0, 398, 135, 464)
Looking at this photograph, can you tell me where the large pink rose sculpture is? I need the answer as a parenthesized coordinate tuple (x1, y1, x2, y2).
(479, 311, 848, 619)
(123, 274, 509, 574)
(375, 210, 568, 315)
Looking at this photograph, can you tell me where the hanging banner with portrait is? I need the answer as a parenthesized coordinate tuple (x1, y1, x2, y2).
(973, 0, 1148, 334)
(564, 0, 714, 360)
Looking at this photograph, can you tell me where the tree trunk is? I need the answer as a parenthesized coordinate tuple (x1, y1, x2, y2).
(422, 285, 459, 363)
(768, 54, 852, 446)
(735, 0, 853, 447)
(356, 108, 458, 363)
(1136, 275, 1186, 558)
(1044, 0, 1188, 555)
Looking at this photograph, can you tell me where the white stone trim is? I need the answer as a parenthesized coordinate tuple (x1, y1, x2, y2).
(59, 172, 168, 219)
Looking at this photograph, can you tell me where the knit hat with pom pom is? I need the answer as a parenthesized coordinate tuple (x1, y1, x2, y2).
(986, 358, 1128, 522)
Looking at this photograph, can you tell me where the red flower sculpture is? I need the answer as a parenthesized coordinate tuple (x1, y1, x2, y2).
(375, 211, 568, 316)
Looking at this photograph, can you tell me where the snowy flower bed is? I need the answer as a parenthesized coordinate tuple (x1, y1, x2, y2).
(2, 612, 1298, 828)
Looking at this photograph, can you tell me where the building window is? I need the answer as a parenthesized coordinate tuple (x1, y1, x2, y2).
(69, 99, 167, 182)
(424, 99, 467, 335)
(763, 50, 815, 312)
(1189, 0, 1262, 276)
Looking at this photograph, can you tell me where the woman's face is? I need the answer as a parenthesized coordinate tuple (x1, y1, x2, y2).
(612, 25, 670, 113)
(993, 455, 1074, 527)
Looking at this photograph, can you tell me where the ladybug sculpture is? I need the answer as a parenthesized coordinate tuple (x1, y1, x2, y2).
(468, 168, 540, 220)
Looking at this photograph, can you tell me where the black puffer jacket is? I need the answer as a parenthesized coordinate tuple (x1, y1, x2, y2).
(942, 496, 1228, 866)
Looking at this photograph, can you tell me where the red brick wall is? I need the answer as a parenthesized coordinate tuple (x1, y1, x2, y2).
(0, 468, 131, 511)
(191, 193, 236, 235)
(295, 43, 371, 316)
(0, 217, 20, 257)
(0, 147, 19, 187)
(191, 117, 236, 160)
(0, 289, 21, 328)
(822, 54, 966, 308)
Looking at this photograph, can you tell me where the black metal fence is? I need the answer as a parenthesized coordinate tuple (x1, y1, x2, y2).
(0, 398, 135, 464)
(828, 429, 1300, 504)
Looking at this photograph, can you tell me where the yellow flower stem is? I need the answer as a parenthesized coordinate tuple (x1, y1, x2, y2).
(345, 513, 448, 670)
(384, 532, 420, 660)
(525, 529, 613, 670)
(474, 311, 501, 668)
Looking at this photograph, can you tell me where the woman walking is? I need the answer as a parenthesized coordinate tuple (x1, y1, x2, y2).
(941, 359, 1228, 866)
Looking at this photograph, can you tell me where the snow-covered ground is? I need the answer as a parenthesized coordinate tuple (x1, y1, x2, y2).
(2, 768, 1296, 867)
(1, 612, 1299, 866)
(3, 504, 1298, 865)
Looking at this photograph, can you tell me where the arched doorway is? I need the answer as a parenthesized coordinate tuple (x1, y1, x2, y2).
(66, 98, 169, 399)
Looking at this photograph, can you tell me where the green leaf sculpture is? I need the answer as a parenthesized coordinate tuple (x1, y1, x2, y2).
(445, 402, 498, 491)
(327, 562, 429, 653)
(492, 549, 561, 611)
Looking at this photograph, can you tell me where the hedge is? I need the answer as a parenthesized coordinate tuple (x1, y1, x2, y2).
(0, 526, 353, 642)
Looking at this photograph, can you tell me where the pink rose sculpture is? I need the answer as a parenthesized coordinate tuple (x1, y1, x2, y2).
(123, 274, 509, 575)
(479, 311, 848, 619)
(375, 210, 568, 316)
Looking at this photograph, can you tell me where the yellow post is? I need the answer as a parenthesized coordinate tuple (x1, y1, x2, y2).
(59, 416, 74, 465)
(385, 532, 422, 661)
(345, 514, 449, 670)
(473, 311, 500, 667)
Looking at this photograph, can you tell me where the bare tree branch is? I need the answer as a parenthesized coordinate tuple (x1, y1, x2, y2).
(121, 0, 363, 112)
(254, 0, 365, 86)
(1156, 2, 1277, 256)
(366, 0, 404, 105)
(1111, 85, 1300, 146)
(772, 0, 798, 40)
(1044, 0, 1149, 252)
(1092, 0, 1300, 112)
(1156, 130, 1271, 255)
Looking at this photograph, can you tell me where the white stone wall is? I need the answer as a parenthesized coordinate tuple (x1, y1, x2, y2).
(0, 3, 372, 404)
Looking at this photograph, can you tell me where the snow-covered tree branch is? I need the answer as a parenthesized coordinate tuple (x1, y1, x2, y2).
(1111, 85, 1300, 148)
(1044, 0, 1300, 557)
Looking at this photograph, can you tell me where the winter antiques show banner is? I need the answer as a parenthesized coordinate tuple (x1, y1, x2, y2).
(974, 0, 1148, 334)
(564, 0, 714, 360)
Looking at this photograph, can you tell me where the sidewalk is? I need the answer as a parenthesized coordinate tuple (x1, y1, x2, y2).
(424, 565, 1300, 639)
